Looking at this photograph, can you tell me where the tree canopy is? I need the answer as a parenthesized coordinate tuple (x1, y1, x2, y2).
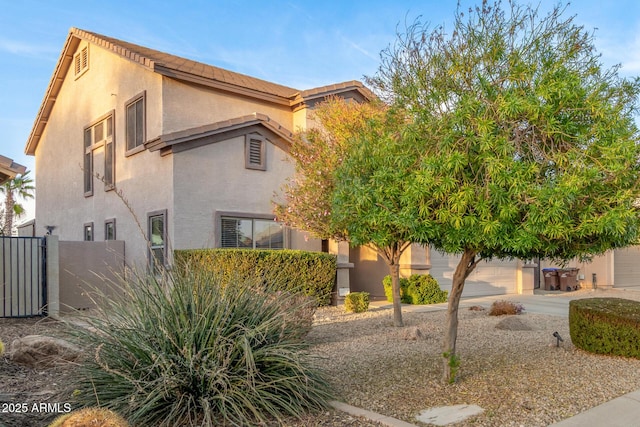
(276, 98, 415, 326)
(368, 0, 640, 381)
(1, 170, 34, 235)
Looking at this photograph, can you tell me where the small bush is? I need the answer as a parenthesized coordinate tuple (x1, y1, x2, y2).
(570, 298, 640, 359)
(383, 274, 447, 304)
(175, 249, 336, 306)
(489, 300, 525, 316)
(344, 292, 370, 313)
(0, 339, 4, 356)
(65, 265, 332, 426)
(49, 407, 129, 427)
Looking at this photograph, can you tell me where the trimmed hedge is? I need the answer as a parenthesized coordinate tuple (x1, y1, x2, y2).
(174, 249, 337, 306)
(569, 298, 640, 359)
(382, 274, 448, 305)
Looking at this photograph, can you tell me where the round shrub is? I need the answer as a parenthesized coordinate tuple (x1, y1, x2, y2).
(65, 266, 333, 426)
(569, 298, 640, 358)
(383, 274, 447, 304)
(49, 407, 129, 427)
(344, 292, 370, 313)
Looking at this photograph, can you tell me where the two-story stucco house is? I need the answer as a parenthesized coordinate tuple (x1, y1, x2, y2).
(23, 28, 376, 282)
(25, 28, 639, 301)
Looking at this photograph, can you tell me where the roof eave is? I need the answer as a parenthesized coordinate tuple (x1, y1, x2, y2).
(25, 32, 80, 156)
(154, 65, 292, 107)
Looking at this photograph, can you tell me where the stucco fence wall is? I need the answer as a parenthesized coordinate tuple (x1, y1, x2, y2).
(46, 236, 126, 318)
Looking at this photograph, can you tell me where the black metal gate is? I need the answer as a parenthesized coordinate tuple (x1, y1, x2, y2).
(0, 236, 47, 317)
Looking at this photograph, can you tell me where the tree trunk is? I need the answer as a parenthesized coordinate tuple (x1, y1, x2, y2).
(3, 192, 14, 236)
(389, 262, 403, 327)
(442, 247, 478, 383)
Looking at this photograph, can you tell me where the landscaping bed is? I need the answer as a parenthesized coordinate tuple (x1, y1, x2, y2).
(3, 297, 640, 426)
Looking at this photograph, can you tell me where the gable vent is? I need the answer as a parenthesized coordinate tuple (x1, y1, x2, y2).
(245, 135, 266, 170)
(74, 46, 89, 77)
(249, 139, 262, 164)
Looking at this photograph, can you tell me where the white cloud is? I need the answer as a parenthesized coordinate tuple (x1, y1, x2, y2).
(0, 38, 57, 57)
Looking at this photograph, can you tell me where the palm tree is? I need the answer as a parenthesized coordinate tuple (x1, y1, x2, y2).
(1, 171, 35, 236)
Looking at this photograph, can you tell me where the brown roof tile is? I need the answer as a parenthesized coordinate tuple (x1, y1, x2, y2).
(73, 28, 300, 99)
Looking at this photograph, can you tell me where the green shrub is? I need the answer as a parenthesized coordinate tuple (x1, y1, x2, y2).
(65, 266, 333, 426)
(383, 275, 408, 303)
(175, 249, 336, 306)
(570, 298, 640, 359)
(345, 292, 370, 313)
(0, 339, 4, 356)
(383, 274, 447, 304)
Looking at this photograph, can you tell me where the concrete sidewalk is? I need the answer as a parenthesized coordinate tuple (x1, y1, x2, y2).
(367, 288, 640, 426)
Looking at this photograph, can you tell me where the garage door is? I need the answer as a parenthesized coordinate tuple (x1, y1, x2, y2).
(429, 249, 518, 297)
(614, 246, 640, 288)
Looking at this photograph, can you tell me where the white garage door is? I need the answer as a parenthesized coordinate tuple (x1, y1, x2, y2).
(429, 249, 518, 297)
(614, 246, 640, 288)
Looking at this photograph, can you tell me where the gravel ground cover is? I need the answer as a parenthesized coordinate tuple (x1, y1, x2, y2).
(2, 289, 640, 426)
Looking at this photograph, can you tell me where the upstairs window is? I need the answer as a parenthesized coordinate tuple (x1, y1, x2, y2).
(220, 216, 283, 249)
(126, 92, 146, 152)
(74, 46, 89, 78)
(84, 113, 115, 196)
(245, 134, 266, 170)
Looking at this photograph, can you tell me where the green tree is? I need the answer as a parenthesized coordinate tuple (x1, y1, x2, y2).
(276, 98, 415, 326)
(369, 1, 640, 381)
(1, 170, 35, 235)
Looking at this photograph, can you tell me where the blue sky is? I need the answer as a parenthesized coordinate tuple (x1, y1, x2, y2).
(2, 0, 640, 221)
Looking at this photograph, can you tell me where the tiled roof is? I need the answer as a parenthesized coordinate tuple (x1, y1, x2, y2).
(146, 113, 293, 155)
(0, 155, 26, 185)
(73, 28, 300, 100)
(25, 27, 373, 155)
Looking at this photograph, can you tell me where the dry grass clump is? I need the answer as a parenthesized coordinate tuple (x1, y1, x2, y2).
(489, 300, 524, 316)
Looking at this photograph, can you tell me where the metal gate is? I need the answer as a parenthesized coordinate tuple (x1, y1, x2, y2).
(0, 236, 47, 317)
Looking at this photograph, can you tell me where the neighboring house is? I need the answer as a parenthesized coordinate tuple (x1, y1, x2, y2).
(0, 155, 25, 186)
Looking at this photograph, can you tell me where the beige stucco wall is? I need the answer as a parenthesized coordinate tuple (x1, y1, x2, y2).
(34, 40, 172, 269)
(171, 134, 318, 251)
(58, 240, 125, 312)
(162, 78, 294, 134)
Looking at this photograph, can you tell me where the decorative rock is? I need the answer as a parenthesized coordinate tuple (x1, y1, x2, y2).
(9, 335, 80, 368)
(495, 316, 534, 331)
(416, 404, 484, 426)
(402, 326, 425, 341)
